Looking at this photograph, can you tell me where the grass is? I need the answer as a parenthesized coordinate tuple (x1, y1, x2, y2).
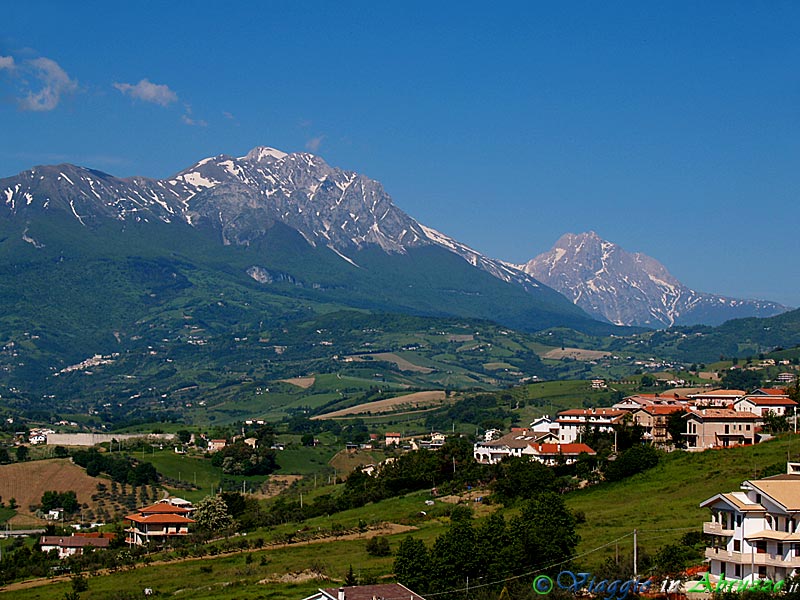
(8, 435, 800, 599)
(567, 434, 800, 570)
(0, 506, 16, 523)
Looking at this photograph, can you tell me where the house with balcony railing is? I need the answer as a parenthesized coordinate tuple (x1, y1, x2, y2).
(700, 464, 800, 583)
(125, 501, 195, 546)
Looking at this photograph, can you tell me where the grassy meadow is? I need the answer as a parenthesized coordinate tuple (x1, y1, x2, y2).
(8, 435, 800, 599)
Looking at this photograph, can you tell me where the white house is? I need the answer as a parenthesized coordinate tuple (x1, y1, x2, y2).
(40, 535, 111, 559)
(556, 408, 627, 443)
(700, 464, 800, 583)
(303, 584, 426, 600)
(733, 394, 797, 418)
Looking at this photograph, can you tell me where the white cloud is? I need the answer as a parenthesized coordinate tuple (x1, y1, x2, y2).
(19, 57, 78, 112)
(113, 78, 178, 106)
(181, 104, 207, 127)
(0, 55, 14, 71)
(305, 135, 326, 153)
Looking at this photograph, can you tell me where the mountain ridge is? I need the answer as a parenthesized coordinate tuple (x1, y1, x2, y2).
(520, 231, 789, 328)
(0, 147, 619, 342)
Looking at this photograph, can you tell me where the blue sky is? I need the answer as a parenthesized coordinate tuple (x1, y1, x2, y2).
(2, 2, 799, 306)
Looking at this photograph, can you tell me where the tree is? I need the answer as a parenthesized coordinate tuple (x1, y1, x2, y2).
(0, 448, 10, 464)
(721, 368, 761, 391)
(666, 410, 688, 448)
(344, 564, 358, 586)
(365, 535, 391, 556)
(510, 492, 579, 574)
(193, 494, 235, 532)
(491, 456, 555, 504)
(393, 536, 431, 593)
(430, 510, 478, 590)
(604, 444, 660, 482)
(53, 446, 69, 458)
(15, 445, 29, 462)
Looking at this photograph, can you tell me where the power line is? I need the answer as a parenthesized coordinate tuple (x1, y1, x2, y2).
(425, 531, 636, 597)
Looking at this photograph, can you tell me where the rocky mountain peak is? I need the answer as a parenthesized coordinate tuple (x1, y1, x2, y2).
(521, 232, 788, 328)
(242, 146, 288, 162)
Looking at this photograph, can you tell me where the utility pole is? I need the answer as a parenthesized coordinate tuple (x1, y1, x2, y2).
(633, 529, 638, 577)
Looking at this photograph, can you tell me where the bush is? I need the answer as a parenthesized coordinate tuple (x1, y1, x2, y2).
(366, 536, 391, 557)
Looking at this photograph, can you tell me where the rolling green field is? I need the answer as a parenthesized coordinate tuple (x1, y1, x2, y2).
(568, 434, 800, 570)
(6, 435, 800, 599)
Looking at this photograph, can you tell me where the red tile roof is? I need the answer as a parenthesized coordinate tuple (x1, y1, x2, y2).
(40, 536, 110, 549)
(686, 409, 760, 420)
(741, 397, 797, 406)
(528, 443, 596, 456)
(138, 502, 192, 515)
(558, 408, 627, 417)
(321, 584, 425, 600)
(754, 388, 790, 396)
(639, 405, 686, 415)
(125, 513, 195, 524)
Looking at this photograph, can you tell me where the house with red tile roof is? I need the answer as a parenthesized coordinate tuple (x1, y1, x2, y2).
(303, 583, 426, 600)
(687, 389, 747, 408)
(522, 442, 596, 466)
(734, 394, 797, 417)
(125, 501, 195, 546)
(473, 429, 549, 464)
(631, 404, 687, 446)
(385, 432, 401, 446)
(683, 408, 762, 451)
(700, 464, 800, 582)
(556, 408, 627, 443)
(40, 534, 111, 559)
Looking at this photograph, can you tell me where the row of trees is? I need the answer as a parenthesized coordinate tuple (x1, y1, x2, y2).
(394, 495, 579, 595)
(71, 448, 158, 485)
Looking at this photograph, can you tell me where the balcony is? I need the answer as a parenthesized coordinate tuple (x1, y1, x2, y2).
(704, 522, 734, 536)
(706, 548, 800, 568)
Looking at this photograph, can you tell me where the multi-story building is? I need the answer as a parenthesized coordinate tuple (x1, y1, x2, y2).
(631, 405, 686, 446)
(734, 390, 797, 418)
(701, 464, 800, 582)
(683, 409, 761, 451)
(125, 501, 195, 546)
(556, 408, 627, 443)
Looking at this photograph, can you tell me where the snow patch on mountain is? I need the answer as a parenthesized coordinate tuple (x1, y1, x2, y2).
(521, 231, 789, 327)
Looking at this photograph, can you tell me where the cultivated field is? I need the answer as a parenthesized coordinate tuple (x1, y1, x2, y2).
(0, 459, 105, 524)
(543, 347, 611, 360)
(311, 390, 448, 419)
(279, 376, 317, 389)
(345, 352, 434, 373)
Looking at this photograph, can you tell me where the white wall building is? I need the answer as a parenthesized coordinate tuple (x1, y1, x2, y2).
(700, 465, 800, 582)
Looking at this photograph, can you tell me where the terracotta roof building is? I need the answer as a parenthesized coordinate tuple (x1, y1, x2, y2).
(683, 408, 761, 451)
(303, 583, 426, 600)
(125, 501, 195, 546)
(700, 464, 800, 582)
(40, 534, 111, 559)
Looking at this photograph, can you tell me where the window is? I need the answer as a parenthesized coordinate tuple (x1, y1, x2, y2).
(737, 515, 743, 527)
(735, 564, 741, 577)
(778, 543, 784, 556)
(734, 539, 741, 552)
(746, 425, 751, 431)
(756, 541, 767, 554)
(756, 493, 762, 504)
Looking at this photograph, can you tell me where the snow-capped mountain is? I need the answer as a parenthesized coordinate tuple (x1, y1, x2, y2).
(2, 146, 543, 286)
(520, 231, 789, 328)
(0, 147, 602, 333)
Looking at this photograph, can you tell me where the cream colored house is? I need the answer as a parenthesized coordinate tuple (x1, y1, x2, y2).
(701, 465, 800, 582)
(683, 408, 761, 451)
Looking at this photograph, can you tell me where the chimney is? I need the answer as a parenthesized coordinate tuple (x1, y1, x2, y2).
(339, 589, 346, 600)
